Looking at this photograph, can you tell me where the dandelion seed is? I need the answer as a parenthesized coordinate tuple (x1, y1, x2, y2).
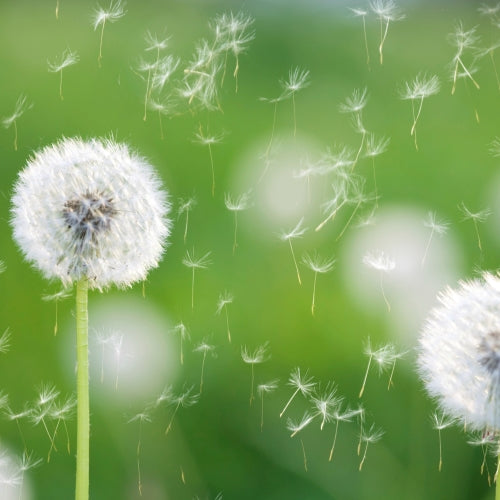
(362, 250, 395, 312)
(55, 0, 60, 19)
(369, 0, 404, 64)
(400, 74, 440, 150)
(259, 94, 286, 165)
(17, 451, 42, 500)
(336, 183, 372, 242)
(193, 339, 216, 394)
(329, 406, 362, 461)
(182, 249, 211, 310)
(225, 192, 251, 253)
(42, 287, 72, 336)
(302, 252, 335, 315)
(145, 30, 170, 59)
(315, 180, 351, 232)
(31, 384, 61, 460)
(310, 382, 341, 431)
(280, 367, 316, 418)
(2, 94, 33, 151)
(478, 3, 500, 17)
(147, 96, 176, 140)
(170, 322, 190, 366)
(489, 137, 500, 157)
(279, 218, 307, 285)
(359, 338, 396, 397)
(257, 380, 278, 431)
(151, 55, 180, 95)
(92, 0, 126, 66)
(477, 42, 500, 91)
(216, 291, 233, 342)
(3, 405, 31, 451)
(177, 196, 197, 244)
(421, 211, 449, 268)
(459, 202, 491, 252)
(194, 126, 225, 196)
(47, 395, 76, 460)
(279, 67, 310, 137)
(48, 48, 79, 100)
(349, 7, 370, 66)
(287, 412, 315, 437)
(448, 22, 481, 95)
(163, 385, 199, 436)
(432, 412, 455, 472)
(359, 423, 384, 470)
(241, 343, 269, 405)
(364, 133, 389, 205)
(128, 410, 152, 496)
(468, 432, 496, 482)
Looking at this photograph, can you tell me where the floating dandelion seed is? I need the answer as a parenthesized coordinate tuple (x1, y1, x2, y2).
(349, 7, 370, 66)
(432, 412, 455, 472)
(335, 182, 372, 242)
(42, 288, 72, 336)
(279, 218, 307, 285)
(259, 93, 287, 165)
(421, 211, 449, 268)
(364, 133, 389, 205)
(193, 339, 216, 394)
(287, 412, 314, 438)
(3, 405, 31, 451)
(448, 22, 481, 95)
(310, 382, 341, 431)
(137, 58, 157, 121)
(241, 342, 269, 405)
(2, 94, 33, 151)
(128, 410, 152, 497)
(47, 395, 76, 461)
(48, 48, 79, 100)
(145, 30, 170, 60)
(362, 250, 395, 312)
(147, 96, 176, 140)
(280, 367, 316, 418)
(31, 384, 61, 460)
(369, 0, 404, 64)
(477, 42, 500, 91)
(257, 380, 278, 431)
(400, 74, 440, 150)
(0, 328, 12, 354)
(177, 196, 197, 244)
(194, 126, 225, 197)
(11, 137, 170, 500)
(182, 249, 211, 310)
(458, 202, 491, 252)
(170, 322, 190, 365)
(468, 432, 497, 483)
(225, 192, 251, 254)
(359, 338, 397, 397)
(302, 252, 335, 315)
(315, 178, 352, 232)
(163, 385, 199, 436)
(216, 291, 233, 342)
(329, 406, 362, 461)
(279, 67, 310, 137)
(92, 0, 126, 66)
(17, 451, 42, 500)
(359, 423, 384, 470)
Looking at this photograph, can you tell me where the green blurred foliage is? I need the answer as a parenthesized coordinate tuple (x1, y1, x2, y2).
(0, 1, 499, 499)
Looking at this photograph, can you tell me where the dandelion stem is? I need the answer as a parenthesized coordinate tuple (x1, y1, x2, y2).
(359, 354, 372, 398)
(280, 387, 300, 418)
(183, 211, 189, 244)
(328, 420, 340, 461)
(199, 351, 207, 394)
(76, 277, 89, 500)
(336, 200, 362, 242)
(233, 212, 238, 255)
(362, 16, 370, 67)
(311, 272, 317, 316)
(359, 441, 369, 470)
(98, 21, 106, 67)
(225, 307, 231, 343)
(13, 120, 18, 152)
(380, 272, 391, 312)
(288, 239, 302, 285)
(490, 51, 500, 91)
(191, 268, 195, 310)
(208, 142, 215, 197)
(59, 70, 64, 101)
(300, 438, 308, 472)
(438, 427, 443, 472)
(473, 219, 483, 251)
(421, 229, 434, 268)
(249, 364, 255, 405)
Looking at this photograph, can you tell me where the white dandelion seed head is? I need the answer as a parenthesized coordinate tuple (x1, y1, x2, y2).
(418, 273, 500, 431)
(11, 137, 170, 290)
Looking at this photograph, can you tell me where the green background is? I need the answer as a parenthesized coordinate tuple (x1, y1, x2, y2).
(0, 0, 499, 498)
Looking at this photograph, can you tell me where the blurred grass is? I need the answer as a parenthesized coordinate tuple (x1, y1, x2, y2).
(0, 0, 499, 499)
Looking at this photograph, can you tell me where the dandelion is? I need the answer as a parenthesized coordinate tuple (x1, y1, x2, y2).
(349, 7, 370, 66)
(177, 196, 197, 244)
(279, 218, 307, 285)
(362, 250, 395, 312)
(128, 410, 152, 496)
(448, 22, 481, 95)
(458, 202, 491, 252)
(182, 249, 211, 310)
(369, 0, 404, 64)
(302, 252, 335, 315)
(163, 385, 199, 436)
(92, 0, 126, 66)
(48, 48, 79, 100)
(241, 342, 269, 405)
(216, 291, 233, 342)
(11, 137, 170, 500)
(432, 412, 455, 472)
(2, 94, 33, 151)
(194, 126, 225, 196)
(170, 322, 190, 365)
(224, 191, 251, 253)
(358, 423, 384, 470)
(364, 133, 389, 204)
(280, 367, 316, 418)
(310, 382, 341, 431)
(400, 74, 440, 150)
(421, 211, 449, 268)
(257, 380, 278, 431)
(193, 339, 216, 394)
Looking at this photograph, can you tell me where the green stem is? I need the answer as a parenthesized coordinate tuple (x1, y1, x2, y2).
(75, 278, 89, 500)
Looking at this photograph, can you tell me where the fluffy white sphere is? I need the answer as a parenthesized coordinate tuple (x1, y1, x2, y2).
(11, 137, 170, 289)
(418, 273, 500, 431)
